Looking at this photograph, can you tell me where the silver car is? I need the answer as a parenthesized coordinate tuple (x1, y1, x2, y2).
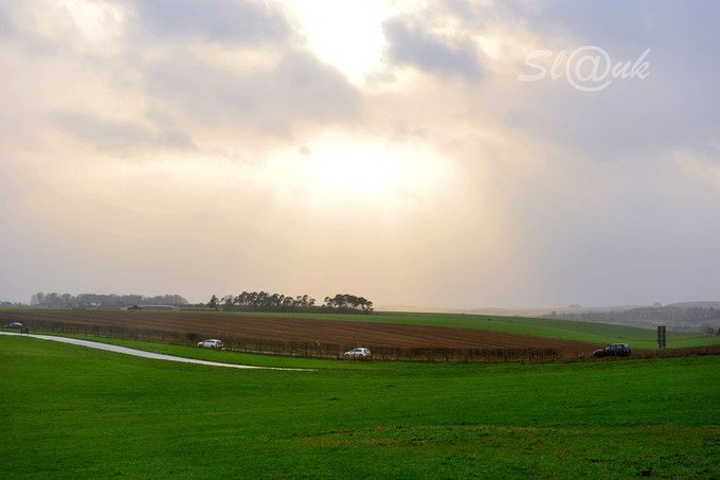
(343, 347, 372, 358)
(197, 339, 224, 349)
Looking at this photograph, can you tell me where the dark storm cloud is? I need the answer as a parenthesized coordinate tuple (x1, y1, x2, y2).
(383, 17, 482, 78)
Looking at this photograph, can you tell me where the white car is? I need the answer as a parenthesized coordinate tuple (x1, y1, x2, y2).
(343, 347, 372, 358)
(197, 339, 224, 349)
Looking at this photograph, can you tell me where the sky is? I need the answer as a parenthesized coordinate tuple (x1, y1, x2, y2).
(0, 0, 718, 309)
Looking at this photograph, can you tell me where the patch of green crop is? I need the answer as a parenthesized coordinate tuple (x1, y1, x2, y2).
(222, 310, 720, 348)
(1, 335, 718, 479)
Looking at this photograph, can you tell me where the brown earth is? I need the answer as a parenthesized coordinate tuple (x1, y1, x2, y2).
(1, 309, 601, 355)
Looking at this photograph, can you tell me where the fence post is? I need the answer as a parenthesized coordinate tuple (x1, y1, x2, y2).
(658, 326, 666, 350)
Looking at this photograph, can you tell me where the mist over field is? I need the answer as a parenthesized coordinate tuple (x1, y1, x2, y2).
(1, 1, 718, 310)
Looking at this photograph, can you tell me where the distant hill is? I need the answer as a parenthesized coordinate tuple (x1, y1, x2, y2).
(381, 301, 720, 334)
(669, 301, 720, 309)
(543, 303, 720, 333)
(379, 305, 466, 314)
(379, 305, 537, 315)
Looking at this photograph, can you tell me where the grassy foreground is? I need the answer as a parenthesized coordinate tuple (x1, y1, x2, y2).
(1, 335, 718, 479)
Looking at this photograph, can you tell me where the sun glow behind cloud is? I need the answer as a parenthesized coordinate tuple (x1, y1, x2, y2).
(278, 0, 393, 83)
(306, 145, 404, 194)
(308, 142, 448, 193)
(81, 135, 453, 216)
(267, 136, 453, 208)
(56, 0, 127, 52)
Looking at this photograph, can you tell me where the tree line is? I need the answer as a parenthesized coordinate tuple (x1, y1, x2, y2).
(208, 292, 373, 314)
(31, 292, 188, 308)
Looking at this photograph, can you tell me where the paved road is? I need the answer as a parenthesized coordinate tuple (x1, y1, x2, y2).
(0, 332, 310, 371)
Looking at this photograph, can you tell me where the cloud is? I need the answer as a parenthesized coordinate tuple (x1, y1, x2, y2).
(132, 0, 291, 44)
(521, 0, 720, 53)
(673, 146, 720, 191)
(141, 49, 360, 137)
(56, 113, 197, 154)
(506, 0, 720, 162)
(0, 0, 362, 153)
(0, 4, 15, 38)
(383, 16, 482, 78)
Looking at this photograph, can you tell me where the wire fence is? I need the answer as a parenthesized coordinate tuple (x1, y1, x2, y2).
(26, 319, 567, 362)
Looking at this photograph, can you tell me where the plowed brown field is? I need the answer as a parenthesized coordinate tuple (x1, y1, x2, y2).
(1, 309, 600, 354)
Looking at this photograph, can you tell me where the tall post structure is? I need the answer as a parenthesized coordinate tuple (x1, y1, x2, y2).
(657, 325, 666, 350)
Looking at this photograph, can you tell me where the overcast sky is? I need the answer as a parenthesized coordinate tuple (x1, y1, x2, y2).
(1, 0, 718, 309)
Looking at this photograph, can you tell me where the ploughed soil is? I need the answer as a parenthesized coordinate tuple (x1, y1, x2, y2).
(1, 309, 601, 355)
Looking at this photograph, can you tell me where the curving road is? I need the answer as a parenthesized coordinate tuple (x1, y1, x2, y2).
(0, 332, 311, 371)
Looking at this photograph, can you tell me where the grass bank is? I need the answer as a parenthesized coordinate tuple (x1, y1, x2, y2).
(1, 335, 718, 478)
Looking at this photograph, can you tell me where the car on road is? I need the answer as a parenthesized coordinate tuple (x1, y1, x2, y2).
(593, 343, 632, 358)
(197, 339, 224, 349)
(3, 322, 23, 328)
(343, 347, 372, 358)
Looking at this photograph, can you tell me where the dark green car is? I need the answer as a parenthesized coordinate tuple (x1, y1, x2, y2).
(593, 343, 632, 358)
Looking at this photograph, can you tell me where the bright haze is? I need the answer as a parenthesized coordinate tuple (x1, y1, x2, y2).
(1, 1, 718, 309)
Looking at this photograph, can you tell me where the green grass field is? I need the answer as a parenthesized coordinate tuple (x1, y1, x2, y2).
(1, 335, 718, 478)
(220, 310, 720, 349)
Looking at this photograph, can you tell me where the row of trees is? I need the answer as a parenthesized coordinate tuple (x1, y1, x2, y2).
(323, 293, 374, 312)
(208, 291, 373, 314)
(31, 292, 188, 308)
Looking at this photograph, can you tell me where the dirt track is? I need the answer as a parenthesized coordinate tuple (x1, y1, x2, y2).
(0, 309, 601, 354)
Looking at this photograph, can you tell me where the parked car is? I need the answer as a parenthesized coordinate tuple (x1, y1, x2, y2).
(343, 347, 372, 358)
(3, 322, 23, 328)
(197, 339, 224, 349)
(593, 343, 632, 358)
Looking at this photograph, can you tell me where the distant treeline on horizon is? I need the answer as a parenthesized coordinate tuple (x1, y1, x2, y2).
(31, 292, 188, 308)
(28, 291, 374, 315)
(209, 291, 374, 314)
